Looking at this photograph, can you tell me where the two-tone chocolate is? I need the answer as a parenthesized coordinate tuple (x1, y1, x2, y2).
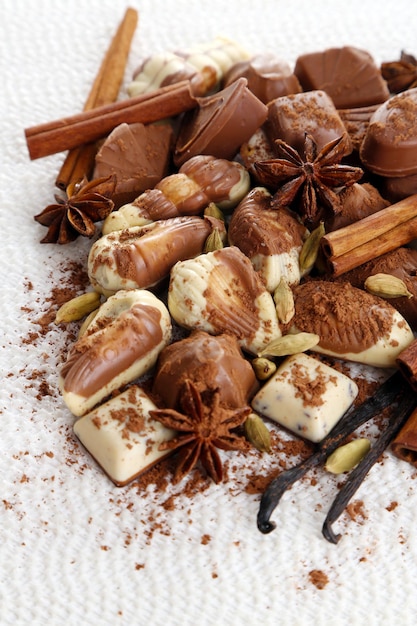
(60, 289, 172, 417)
(228, 187, 308, 290)
(89, 215, 225, 295)
(168, 246, 281, 355)
(289, 280, 414, 367)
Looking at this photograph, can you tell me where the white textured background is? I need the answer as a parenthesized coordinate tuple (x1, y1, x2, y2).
(2, 1, 417, 625)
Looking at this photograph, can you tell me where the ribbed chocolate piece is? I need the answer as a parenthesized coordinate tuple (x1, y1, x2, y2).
(294, 46, 389, 108)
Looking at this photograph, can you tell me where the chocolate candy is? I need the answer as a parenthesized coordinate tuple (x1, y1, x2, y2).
(174, 78, 268, 166)
(266, 90, 352, 158)
(94, 122, 173, 208)
(152, 330, 259, 410)
(252, 353, 358, 443)
(360, 88, 417, 176)
(294, 46, 389, 108)
(223, 53, 301, 103)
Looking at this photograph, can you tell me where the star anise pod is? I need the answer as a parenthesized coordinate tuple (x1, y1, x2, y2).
(254, 134, 363, 228)
(34, 175, 116, 244)
(381, 51, 417, 93)
(149, 380, 251, 484)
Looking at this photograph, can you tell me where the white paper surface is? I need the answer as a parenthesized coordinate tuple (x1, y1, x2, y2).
(2, 1, 417, 624)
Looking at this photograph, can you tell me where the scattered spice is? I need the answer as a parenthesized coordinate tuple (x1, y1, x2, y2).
(308, 569, 329, 590)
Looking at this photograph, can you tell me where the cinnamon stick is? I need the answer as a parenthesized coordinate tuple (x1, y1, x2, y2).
(56, 7, 139, 189)
(391, 406, 417, 468)
(321, 194, 417, 276)
(25, 81, 197, 160)
(396, 338, 417, 391)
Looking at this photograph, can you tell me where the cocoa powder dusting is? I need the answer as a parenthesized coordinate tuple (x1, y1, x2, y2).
(308, 569, 329, 589)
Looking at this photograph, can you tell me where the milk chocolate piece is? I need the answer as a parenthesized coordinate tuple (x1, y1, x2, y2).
(94, 122, 173, 208)
(326, 182, 390, 231)
(392, 407, 417, 467)
(152, 330, 259, 410)
(266, 90, 352, 159)
(174, 78, 268, 166)
(294, 46, 389, 109)
(382, 172, 417, 202)
(360, 88, 417, 176)
(223, 54, 302, 103)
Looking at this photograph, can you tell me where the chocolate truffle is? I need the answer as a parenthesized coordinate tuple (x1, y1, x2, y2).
(152, 330, 259, 410)
(360, 88, 417, 176)
(266, 90, 352, 158)
(173, 77, 268, 166)
(94, 122, 174, 208)
(294, 46, 389, 109)
(223, 54, 302, 103)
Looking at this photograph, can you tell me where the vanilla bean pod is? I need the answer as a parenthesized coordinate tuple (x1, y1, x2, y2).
(322, 386, 417, 544)
(257, 371, 407, 534)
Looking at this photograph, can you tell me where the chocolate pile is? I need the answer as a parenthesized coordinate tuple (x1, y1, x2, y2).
(28, 35, 417, 540)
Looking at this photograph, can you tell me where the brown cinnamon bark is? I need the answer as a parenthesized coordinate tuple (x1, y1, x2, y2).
(396, 338, 417, 391)
(321, 194, 417, 276)
(56, 7, 139, 189)
(25, 81, 197, 160)
(391, 406, 417, 467)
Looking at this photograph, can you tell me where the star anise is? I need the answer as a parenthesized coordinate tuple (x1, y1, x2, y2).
(381, 51, 417, 93)
(149, 380, 251, 484)
(254, 134, 363, 228)
(34, 175, 116, 244)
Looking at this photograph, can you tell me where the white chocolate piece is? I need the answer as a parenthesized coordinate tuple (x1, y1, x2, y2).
(60, 290, 172, 417)
(74, 386, 175, 486)
(168, 246, 281, 355)
(250, 249, 302, 292)
(251, 353, 358, 443)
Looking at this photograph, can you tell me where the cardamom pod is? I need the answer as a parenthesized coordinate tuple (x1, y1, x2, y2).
(204, 202, 225, 222)
(258, 332, 320, 358)
(299, 222, 325, 274)
(325, 438, 371, 474)
(203, 228, 224, 253)
(55, 291, 101, 324)
(274, 277, 295, 324)
(364, 273, 413, 299)
(78, 308, 100, 338)
(244, 413, 271, 453)
(252, 357, 277, 380)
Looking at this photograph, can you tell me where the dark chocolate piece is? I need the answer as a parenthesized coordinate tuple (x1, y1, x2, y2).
(294, 46, 389, 108)
(360, 88, 417, 176)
